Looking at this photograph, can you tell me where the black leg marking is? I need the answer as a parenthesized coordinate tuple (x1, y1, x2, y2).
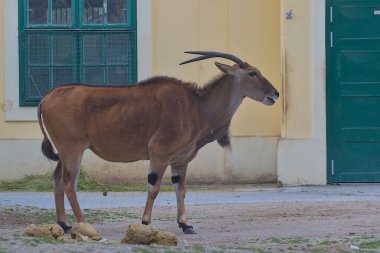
(171, 175, 181, 184)
(148, 173, 158, 186)
(142, 220, 149, 225)
(178, 221, 197, 234)
(57, 221, 72, 234)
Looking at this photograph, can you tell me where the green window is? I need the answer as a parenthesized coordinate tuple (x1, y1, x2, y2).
(19, 0, 137, 106)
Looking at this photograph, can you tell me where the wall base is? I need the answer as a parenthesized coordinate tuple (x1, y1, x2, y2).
(0, 137, 278, 184)
(277, 138, 326, 186)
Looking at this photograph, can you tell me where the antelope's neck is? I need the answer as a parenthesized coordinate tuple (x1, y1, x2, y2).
(199, 75, 244, 131)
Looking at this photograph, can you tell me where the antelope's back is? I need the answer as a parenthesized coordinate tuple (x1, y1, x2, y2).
(40, 84, 159, 156)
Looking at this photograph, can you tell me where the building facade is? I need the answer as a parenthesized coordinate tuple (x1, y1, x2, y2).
(0, 0, 356, 186)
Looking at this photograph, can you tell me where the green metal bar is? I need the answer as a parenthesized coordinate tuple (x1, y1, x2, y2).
(23, 28, 133, 32)
(104, 0, 108, 25)
(49, 34, 53, 90)
(19, 0, 26, 105)
(48, 0, 51, 24)
(104, 33, 108, 85)
(131, 0, 137, 82)
(24, 0, 28, 27)
(81, 64, 130, 67)
(78, 33, 84, 82)
(127, 0, 132, 26)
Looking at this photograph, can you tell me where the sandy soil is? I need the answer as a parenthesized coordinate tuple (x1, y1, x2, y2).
(1, 201, 380, 252)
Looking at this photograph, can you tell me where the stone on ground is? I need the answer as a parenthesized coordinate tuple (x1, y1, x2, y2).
(24, 224, 64, 239)
(121, 223, 157, 245)
(121, 223, 177, 246)
(152, 230, 178, 246)
(71, 222, 102, 241)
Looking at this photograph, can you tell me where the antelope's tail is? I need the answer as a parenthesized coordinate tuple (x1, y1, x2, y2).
(38, 103, 59, 161)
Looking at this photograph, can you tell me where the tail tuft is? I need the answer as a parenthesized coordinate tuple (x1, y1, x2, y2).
(41, 137, 59, 161)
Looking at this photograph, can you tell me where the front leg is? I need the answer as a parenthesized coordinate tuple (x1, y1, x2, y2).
(171, 164, 196, 234)
(142, 158, 168, 225)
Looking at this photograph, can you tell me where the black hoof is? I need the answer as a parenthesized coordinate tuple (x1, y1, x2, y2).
(184, 227, 197, 234)
(57, 221, 72, 234)
(178, 222, 197, 234)
(142, 221, 149, 225)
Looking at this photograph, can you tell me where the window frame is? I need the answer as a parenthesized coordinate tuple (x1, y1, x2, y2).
(22, 0, 135, 29)
(80, 0, 134, 28)
(24, 0, 76, 28)
(18, 0, 137, 106)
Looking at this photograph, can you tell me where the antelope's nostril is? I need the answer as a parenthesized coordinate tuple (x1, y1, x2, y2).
(275, 91, 280, 98)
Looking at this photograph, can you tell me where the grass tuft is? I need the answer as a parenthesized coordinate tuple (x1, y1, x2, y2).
(0, 174, 53, 191)
(0, 170, 172, 192)
(267, 236, 309, 244)
(4, 205, 140, 224)
(0, 170, 221, 192)
(359, 240, 380, 249)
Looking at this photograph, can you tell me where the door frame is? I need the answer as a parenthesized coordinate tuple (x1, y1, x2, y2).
(326, 0, 335, 184)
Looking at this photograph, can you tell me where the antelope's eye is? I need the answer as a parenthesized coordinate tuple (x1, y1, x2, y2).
(248, 71, 257, 77)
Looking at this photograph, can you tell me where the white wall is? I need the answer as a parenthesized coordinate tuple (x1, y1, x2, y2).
(0, 138, 278, 184)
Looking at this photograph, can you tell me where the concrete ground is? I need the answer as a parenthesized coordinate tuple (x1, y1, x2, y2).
(1, 184, 380, 209)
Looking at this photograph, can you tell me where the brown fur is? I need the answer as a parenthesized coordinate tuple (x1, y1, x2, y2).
(38, 60, 279, 232)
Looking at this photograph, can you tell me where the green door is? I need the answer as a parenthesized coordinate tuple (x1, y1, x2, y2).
(327, 0, 380, 182)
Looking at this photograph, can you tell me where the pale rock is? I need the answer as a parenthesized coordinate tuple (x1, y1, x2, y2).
(121, 223, 178, 246)
(71, 222, 102, 241)
(121, 223, 157, 245)
(24, 224, 64, 239)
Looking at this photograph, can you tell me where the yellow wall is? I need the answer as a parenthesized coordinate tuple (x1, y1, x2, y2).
(0, 0, 281, 139)
(152, 0, 281, 136)
(278, 0, 327, 185)
(281, 0, 313, 138)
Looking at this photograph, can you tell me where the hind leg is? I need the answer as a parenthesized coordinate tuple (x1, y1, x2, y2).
(171, 164, 196, 234)
(53, 160, 72, 233)
(60, 152, 86, 223)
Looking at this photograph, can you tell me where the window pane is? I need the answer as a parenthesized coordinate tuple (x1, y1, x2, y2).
(28, 67, 50, 97)
(107, 34, 129, 64)
(107, 66, 128, 85)
(52, 34, 73, 64)
(28, 35, 50, 65)
(83, 34, 104, 64)
(52, 0, 72, 25)
(107, 0, 127, 24)
(83, 0, 105, 24)
(83, 67, 105, 85)
(28, 0, 48, 25)
(53, 67, 74, 87)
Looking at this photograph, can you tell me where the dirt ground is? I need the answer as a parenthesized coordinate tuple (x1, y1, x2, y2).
(0, 201, 380, 252)
(1, 201, 380, 252)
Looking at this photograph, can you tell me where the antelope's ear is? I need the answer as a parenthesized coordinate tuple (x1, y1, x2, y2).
(215, 62, 235, 74)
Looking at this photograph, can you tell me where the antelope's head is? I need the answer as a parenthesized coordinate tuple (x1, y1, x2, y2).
(180, 51, 279, 106)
